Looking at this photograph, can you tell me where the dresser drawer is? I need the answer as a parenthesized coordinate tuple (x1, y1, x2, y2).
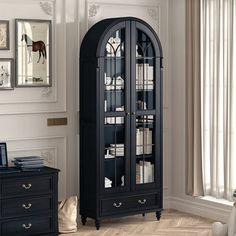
(1, 175, 54, 197)
(101, 194, 159, 215)
(1, 215, 54, 236)
(2, 195, 53, 218)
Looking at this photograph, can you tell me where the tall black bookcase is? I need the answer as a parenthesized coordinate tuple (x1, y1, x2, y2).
(80, 17, 163, 230)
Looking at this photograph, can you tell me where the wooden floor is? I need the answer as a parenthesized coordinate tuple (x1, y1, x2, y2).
(61, 209, 213, 236)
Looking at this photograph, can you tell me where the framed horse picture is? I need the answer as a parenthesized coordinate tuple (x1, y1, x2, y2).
(0, 20, 9, 50)
(15, 19, 51, 87)
(0, 58, 14, 90)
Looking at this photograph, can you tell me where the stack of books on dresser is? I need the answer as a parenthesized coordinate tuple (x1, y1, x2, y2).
(12, 156, 44, 171)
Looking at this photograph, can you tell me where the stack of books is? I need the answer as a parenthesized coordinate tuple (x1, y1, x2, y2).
(12, 156, 44, 171)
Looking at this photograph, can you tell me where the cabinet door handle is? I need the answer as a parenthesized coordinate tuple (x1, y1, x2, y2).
(138, 199, 147, 204)
(22, 223, 32, 229)
(22, 183, 32, 189)
(126, 112, 130, 116)
(22, 203, 32, 209)
(113, 202, 122, 208)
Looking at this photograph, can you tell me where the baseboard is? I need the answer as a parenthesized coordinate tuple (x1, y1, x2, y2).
(168, 196, 232, 222)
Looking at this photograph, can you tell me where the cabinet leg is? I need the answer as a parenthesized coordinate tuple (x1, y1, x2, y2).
(142, 213, 145, 217)
(95, 219, 101, 230)
(156, 210, 162, 221)
(81, 215, 87, 225)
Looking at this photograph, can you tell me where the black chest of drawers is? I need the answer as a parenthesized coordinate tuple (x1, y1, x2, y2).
(0, 167, 59, 236)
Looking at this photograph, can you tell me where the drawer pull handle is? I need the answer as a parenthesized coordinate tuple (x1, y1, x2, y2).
(113, 202, 122, 208)
(22, 184, 32, 189)
(138, 199, 147, 204)
(22, 223, 32, 229)
(22, 203, 32, 209)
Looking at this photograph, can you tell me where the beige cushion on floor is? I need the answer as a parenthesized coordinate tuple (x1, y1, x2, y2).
(58, 196, 78, 234)
(228, 203, 236, 236)
(212, 222, 227, 236)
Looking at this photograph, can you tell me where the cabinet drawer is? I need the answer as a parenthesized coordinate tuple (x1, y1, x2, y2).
(2, 195, 53, 218)
(1, 176, 53, 197)
(101, 194, 159, 215)
(1, 215, 54, 236)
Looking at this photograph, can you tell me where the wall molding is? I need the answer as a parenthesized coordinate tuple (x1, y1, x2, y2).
(88, 4, 100, 17)
(147, 8, 158, 22)
(86, 1, 160, 34)
(169, 196, 232, 222)
(40, 1, 54, 16)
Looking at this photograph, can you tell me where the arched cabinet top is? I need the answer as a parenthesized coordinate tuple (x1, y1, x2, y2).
(80, 17, 163, 61)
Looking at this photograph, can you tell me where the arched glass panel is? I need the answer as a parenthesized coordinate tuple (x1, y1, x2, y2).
(104, 29, 125, 112)
(136, 29, 155, 111)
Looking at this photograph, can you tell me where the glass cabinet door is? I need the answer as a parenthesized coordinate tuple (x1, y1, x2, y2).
(135, 29, 156, 185)
(103, 28, 128, 191)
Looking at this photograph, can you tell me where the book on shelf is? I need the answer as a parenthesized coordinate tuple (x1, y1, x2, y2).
(136, 63, 154, 90)
(136, 128, 152, 155)
(136, 161, 154, 184)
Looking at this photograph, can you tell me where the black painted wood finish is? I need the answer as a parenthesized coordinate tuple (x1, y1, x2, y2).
(80, 17, 163, 230)
(0, 167, 59, 236)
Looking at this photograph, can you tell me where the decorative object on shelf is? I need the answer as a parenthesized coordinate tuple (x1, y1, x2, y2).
(105, 177, 112, 188)
(15, 19, 52, 87)
(106, 31, 124, 57)
(0, 58, 14, 90)
(104, 75, 124, 90)
(0, 20, 9, 50)
(80, 17, 163, 230)
(104, 149, 114, 159)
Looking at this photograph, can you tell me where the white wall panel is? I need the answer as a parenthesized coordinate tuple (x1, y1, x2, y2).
(0, 0, 78, 200)
(0, 0, 66, 114)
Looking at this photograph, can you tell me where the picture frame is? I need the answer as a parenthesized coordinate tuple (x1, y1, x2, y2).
(0, 58, 14, 90)
(15, 19, 52, 87)
(0, 20, 9, 50)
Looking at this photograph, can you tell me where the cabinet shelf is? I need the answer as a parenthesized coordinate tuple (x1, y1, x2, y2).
(105, 56, 125, 59)
(104, 156, 125, 160)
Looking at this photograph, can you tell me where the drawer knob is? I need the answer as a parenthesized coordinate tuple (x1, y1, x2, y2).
(113, 202, 122, 208)
(22, 203, 32, 209)
(22, 223, 32, 229)
(22, 184, 32, 189)
(138, 199, 147, 204)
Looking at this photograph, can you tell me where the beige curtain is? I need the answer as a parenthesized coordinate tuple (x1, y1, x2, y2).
(185, 0, 204, 196)
(201, 0, 236, 201)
